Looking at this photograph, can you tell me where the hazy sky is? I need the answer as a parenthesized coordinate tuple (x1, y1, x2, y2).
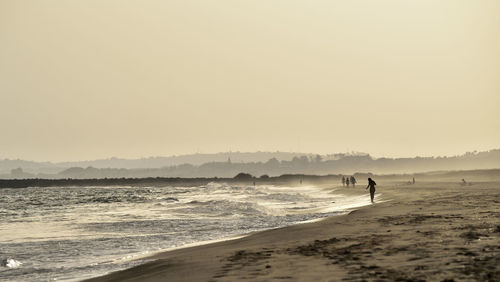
(1, 0, 499, 162)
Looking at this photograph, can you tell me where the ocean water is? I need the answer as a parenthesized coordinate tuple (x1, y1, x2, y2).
(0, 183, 372, 281)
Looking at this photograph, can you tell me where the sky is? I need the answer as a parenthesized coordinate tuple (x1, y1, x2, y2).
(1, 0, 499, 162)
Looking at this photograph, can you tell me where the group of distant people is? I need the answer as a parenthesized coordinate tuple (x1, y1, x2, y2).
(341, 175, 357, 187)
(406, 177, 416, 185)
(341, 175, 376, 203)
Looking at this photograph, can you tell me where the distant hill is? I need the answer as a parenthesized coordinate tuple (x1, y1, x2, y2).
(1, 149, 499, 179)
(56, 152, 315, 169)
(0, 151, 313, 175)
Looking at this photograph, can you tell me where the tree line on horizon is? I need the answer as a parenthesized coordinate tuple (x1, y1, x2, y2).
(1, 149, 499, 179)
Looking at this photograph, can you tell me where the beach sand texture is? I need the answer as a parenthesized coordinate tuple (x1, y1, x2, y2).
(86, 182, 500, 281)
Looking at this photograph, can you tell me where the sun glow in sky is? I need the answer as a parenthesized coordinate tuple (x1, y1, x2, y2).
(1, 0, 499, 161)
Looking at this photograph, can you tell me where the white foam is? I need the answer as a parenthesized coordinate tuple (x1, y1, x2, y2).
(2, 258, 22, 268)
(0, 183, 387, 282)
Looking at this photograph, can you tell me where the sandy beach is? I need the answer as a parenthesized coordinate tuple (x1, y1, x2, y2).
(85, 182, 499, 282)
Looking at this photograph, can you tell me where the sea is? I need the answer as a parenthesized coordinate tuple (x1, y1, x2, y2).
(0, 183, 374, 281)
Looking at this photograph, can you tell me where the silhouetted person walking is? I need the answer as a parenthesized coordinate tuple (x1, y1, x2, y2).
(346, 177, 350, 187)
(366, 178, 377, 203)
(350, 176, 356, 187)
(342, 176, 345, 186)
(412, 177, 415, 184)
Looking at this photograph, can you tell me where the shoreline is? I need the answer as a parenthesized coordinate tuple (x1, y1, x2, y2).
(81, 186, 373, 281)
(85, 182, 499, 281)
(115, 190, 375, 260)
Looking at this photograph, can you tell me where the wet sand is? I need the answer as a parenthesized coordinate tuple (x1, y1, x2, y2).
(85, 182, 500, 281)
